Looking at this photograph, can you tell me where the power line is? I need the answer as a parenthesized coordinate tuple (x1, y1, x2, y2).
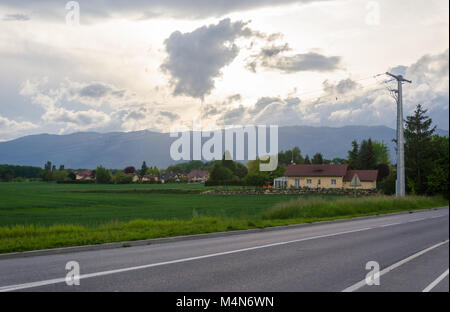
(294, 73, 386, 103)
(301, 80, 386, 105)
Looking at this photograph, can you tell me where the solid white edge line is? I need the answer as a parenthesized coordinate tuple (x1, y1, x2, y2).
(0, 214, 446, 292)
(422, 269, 449, 292)
(342, 240, 450, 292)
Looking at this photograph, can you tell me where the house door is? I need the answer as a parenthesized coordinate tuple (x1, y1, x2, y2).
(295, 179, 300, 188)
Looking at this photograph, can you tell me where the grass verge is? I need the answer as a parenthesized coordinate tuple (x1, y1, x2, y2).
(0, 196, 447, 254)
(262, 195, 448, 220)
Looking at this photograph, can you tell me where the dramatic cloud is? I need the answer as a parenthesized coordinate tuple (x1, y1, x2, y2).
(203, 49, 449, 129)
(323, 78, 361, 95)
(78, 83, 124, 99)
(160, 111, 180, 121)
(402, 49, 449, 128)
(203, 96, 303, 126)
(19, 80, 128, 109)
(162, 18, 259, 99)
(0, 0, 448, 142)
(16, 78, 188, 134)
(247, 42, 342, 73)
(0, 115, 37, 133)
(43, 108, 111, 128)
(315, 49, 449, 128)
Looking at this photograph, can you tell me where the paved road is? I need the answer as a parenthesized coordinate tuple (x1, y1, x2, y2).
(0, 208, 448, 292)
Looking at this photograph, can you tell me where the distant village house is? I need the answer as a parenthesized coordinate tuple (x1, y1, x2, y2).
(74, 170, 95, 181)
(187, 170, 209, 183)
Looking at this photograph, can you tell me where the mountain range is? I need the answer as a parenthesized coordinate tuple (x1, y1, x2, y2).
(0, 126, 448, 169)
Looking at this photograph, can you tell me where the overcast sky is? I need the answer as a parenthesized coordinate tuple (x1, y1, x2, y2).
(0, 0, 448, 141)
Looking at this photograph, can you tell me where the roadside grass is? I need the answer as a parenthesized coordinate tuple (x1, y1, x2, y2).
(0, 191, 447, 254)
(262, 195, 448, 220)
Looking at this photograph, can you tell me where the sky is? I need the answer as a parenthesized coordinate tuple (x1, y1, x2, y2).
(0, 0, 448, 141)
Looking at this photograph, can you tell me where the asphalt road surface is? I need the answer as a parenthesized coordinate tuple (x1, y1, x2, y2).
(0, 208, 448, 292)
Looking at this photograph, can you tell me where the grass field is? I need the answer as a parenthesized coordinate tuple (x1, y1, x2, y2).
(0, 182, 447, 254)
(0, 182, 326, 227)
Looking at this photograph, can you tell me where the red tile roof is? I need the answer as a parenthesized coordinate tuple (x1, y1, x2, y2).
(285, 164, 349, 177)
(187, 170, 209, 179)
(344, 170, 379, 182)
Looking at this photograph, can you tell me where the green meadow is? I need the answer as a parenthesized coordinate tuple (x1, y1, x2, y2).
(0, 182, 311, 227)
(0, 182, 447, 254)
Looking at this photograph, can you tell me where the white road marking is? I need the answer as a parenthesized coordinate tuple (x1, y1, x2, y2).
(422, 269, 449, 292)
(0, 213, 447, 292)
(342, 240, 450, 292)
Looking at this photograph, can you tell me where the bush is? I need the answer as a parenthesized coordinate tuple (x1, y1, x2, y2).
(210, 164, 234, 181)
(205, 180, 244, 187)
(113, 172, 133, 184)
(243, 172, 270, 187)
(52, 170, 69, 183)
(377, 164, 390, 182)
(0, 168, 14, 182)
(380, 168, 396, 195)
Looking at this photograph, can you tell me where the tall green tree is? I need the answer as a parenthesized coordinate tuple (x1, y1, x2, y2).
(348, 141, 359, 169)
(331, 158, 348, 165)
(209, 163, 234, 182)
(372, 141, 391, 165)
(304, 155, 311, 164)
(278, 147, 303, 165)
(140, 161, 149, 177)
(357, 139, 377, 170)
(312, 153, 324, 164)
(404, 104, 436, 194)
(44, 161, 52, 171)
(425, 135, 448, 198)
(0, 168, 14, 182)
(96, 166, 112, 184)
(222, 152, 237, 173)
(235, 163, 248, 179)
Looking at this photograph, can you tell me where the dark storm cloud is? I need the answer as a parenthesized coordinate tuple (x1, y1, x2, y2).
(160, 111, 180, 121)
(323, 78, 360, 95)
(247, 41, 342, 74)
(161, 18, 259, 99)
(78, 83, 125, 99)
(263, 52, 342, 73)
(79, 83, 111, 98)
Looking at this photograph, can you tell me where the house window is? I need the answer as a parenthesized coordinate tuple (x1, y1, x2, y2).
(318, 179, 321, 185)
(295, 179, 300, 188)
(331, 179, 337, 185)
(307, 179, 312, 185)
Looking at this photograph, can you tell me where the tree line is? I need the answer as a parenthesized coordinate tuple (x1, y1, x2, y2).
(1, 105, 447, 196)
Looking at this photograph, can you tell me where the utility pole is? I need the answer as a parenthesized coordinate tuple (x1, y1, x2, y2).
(385, 72, 412, 197)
